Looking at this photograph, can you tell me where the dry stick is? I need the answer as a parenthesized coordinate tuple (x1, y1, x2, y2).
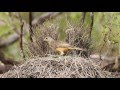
(0, 32, 11, 39)
(18, 13, 25, 58)
(89, 12, 94, 40)
(29, 12, 34, 42)
(81, 12, 86, 24)
(32, 12, 62, 26)
(0, 33, 19, 48)
(86, 12, 94, 56)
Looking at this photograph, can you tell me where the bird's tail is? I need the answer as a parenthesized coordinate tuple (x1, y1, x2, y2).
(68, 47, 87, 51)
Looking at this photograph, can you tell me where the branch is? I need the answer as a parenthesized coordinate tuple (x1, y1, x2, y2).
(89, 12, 94, 39)
(0, 33, 19, 48)
(18, 13, 25, 58)
(81, 12, 86, 24)
(29, 12, 34, 42)
(32, 12, 62, 26)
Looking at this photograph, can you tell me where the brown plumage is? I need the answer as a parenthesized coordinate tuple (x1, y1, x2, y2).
(43, 37, 86, 55)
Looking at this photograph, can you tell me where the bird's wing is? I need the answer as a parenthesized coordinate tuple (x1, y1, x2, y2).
(56, 41, 71, 48)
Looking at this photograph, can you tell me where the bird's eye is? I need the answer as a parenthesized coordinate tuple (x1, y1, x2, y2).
(46, 38, 48, 39)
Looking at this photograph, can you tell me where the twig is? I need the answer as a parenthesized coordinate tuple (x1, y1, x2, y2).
(29, 12, 34, 42)
(32, 12, 62, 26)
(18, 13, 25, 58)
(0, 33, 19, 48)
(81, 12, 86, 24)
(89, 12, 94, 39)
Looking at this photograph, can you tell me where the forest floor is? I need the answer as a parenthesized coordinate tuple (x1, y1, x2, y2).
(0, 56, 120, 78)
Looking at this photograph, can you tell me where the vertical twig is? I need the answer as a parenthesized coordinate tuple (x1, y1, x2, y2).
(18, 13, 25, 58)
(29, 12, 34, 42)
(89, 12, 94, 39)
(85, 12, 94, 56)
(81, 12, 86, 24)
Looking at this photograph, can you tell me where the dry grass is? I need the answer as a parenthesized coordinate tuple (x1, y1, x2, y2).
(0, 56, 119, 78)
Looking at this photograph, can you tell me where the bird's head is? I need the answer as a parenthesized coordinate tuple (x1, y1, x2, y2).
(43, 37, 54, 43)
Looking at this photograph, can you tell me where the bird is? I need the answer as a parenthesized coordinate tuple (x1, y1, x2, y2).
(43, 37, 86, 55)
